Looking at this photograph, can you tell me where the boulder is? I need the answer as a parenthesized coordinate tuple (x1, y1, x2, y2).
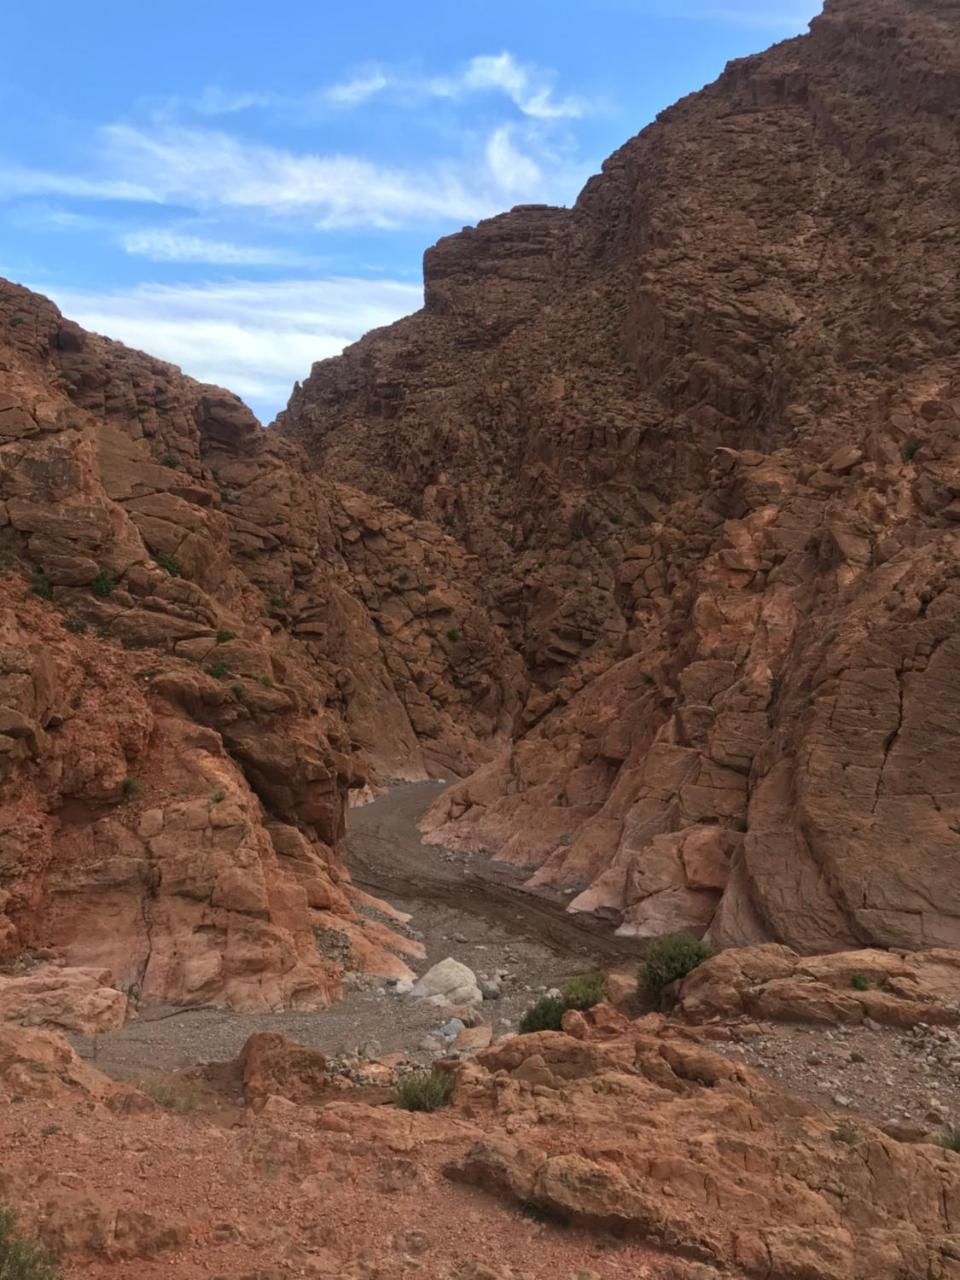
(411, 958, 483, 1008)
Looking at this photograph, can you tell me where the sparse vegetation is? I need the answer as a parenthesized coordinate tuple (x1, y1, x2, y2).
(939, 1127, 960, 1153)
(850, 973, 869, 992)
(119, 777, 138, 802)
(60, 616, 87, 634)
(153, 551, 180, 577)
(8, 316, 26, 329)
(207, 659, 230, 679)
(445, 628, 460, 643)
(562, 972, 606, 1011)
(30, 571, 53, 601)
(211, 789, 225, 804)
(220, 490, 237, 504)
(258, 675, 273, 688)
(90, 567, 116, 598)
(519, 994, 567, 1034)
(268, 595, 286, 610)
(830, 1124, 859, 1145)
(160, 452, 180, 468)
(902, 438, 922, 462)
(241, 548, 258, 561)
(140, 1079, 201, 1114)
(824, 628, 839, 645)
(641, 934, 712, 1005)
(0, 1204, 62, 1280)
(214, 629, 235, 645)
(394, 1067, 455, 1112)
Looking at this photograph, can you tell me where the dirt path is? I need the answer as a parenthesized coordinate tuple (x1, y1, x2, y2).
(71, 782, 625, 1081)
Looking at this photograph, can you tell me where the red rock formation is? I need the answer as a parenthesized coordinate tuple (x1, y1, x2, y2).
(283, 0, 960, 955)
(0, 279, 520, 1010)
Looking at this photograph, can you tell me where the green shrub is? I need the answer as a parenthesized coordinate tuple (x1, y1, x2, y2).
(831, 1124, 858, 1145)
(140, 1079, 200, 1114)
(268, 595, 285, 610)
(60, 616, 87, 634)
(214, 629, 235, 645)
(642, 934, 712, 1005)
(30, 571, 53, 601)
(160, 452, 179, 468)
(119, 777, 138, 802)
(519, 994, 567, 1034)
(211, 789, 225, 804)
(8, 316, 26, 329)
(207, 659, 230, 680)
(0, 1205, 61, 1279)
(90, 568, 116, 598)
(445, 628, 460, 643)
(394, 1067, 455, 1113)
(902, 438, 922, 462)
(220, 490, 237, 504)
(562, 972, 606, 1011)
(939, 1127, 960, 1153)
(850, 973, 868, 992)
(153, 551, 180, 577)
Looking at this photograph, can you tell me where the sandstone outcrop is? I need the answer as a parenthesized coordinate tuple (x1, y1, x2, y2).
(283, 0, 960, 955)
(0, 277, 520, 1012)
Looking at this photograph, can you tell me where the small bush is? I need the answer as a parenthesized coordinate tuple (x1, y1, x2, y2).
(211, 789, 225, 804)
(850, 973, 868, 992)
(394, 1067, 455, 1113)
(220, 490, 237, 505)
(519, 994, 567, 1035)
(562, 972, 606, 1011)
(268, 594, 286, 610)
(207, 659, 230, 680)
(831, 1124, 858, 1145)
(824, 628, 839, 645)
(160, 452, 179, 468)
(642, 934, 712, 1005)
(939, 1127, 960, 1153)
(9, 316, 26, 329)
(60, 616, 86, 634)
(153, 551, 180, 577)
(258, 675, 273, 688)
(30, 571, 53, 601)
(445, 628, 460, 643)
(119, 777, 138, 802)
(902, 438, 922, 462)
(90, 568, 116, 598)
(0, 1205, 62, 1279)
(140, 1079, 200, 1114)
(214, 629, 235, 645)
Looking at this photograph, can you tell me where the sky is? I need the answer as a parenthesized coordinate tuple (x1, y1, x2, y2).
(1, 0, 820, 422)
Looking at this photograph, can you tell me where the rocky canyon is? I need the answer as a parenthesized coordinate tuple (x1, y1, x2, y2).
(1, 1, 960, 1277)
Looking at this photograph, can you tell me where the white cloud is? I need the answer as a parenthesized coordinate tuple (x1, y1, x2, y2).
(40, 277, 423, 418)
(121, 228, 303, 265)
(322, 51, 588, 119)
(1, 119, 576, 230)
(485, 126, 541, 193)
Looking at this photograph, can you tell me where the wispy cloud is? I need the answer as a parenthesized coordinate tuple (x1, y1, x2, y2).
(41, 277, 424, 417)
(322, 51, 589, 119)
(2, 119, 576, 230)
(121, 228, 305, 265)
(690, 2, 818, 32)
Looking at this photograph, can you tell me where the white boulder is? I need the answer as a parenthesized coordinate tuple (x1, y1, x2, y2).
(410, 957, 482, 1008)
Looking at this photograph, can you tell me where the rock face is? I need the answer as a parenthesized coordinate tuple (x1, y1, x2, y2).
(0, 278, 521, 1011)
(281, 0, 960, 955)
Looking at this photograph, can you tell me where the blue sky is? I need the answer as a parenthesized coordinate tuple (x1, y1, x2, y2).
(1, 0, 819, 421)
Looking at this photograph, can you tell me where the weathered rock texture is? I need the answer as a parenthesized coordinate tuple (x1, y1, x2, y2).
(0, 278, 520, 1010)
(283, 0, 960, 954)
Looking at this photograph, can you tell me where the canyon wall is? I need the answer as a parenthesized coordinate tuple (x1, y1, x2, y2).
(281, 0, 960, 953)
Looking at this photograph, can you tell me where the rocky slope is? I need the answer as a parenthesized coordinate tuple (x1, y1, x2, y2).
(0, 280, 523, 1010)
(281, 0, 960, 955)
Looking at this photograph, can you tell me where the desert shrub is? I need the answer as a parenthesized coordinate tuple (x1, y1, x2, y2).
(850, 973, 868, 992)
(214, 629, 235, 645)
(519, 994, 567, 1034)
(902, 437, 922, 461)
(642, 934, 712, 1004)
(60, 616, 86, 634)
(211, 789, 225, 804)
(220, 490, 237, 504)
(0, 1206, 61, 1279)
(562, 972, 606, 1011)
(140, 1079, 200, 1114)
(268, 595, 285, 610)
(939, 1127, 960, 1153)
(8, 316, 26, 329)
(207, 659, 230, 679)
(445, 628, 460, 643)
(830, 1124, 858, 1145)
(160, 452, 179, 468)
(90, 567, 116, 598)
(30, 571, 53, 601)
(119, 777, 138, 802)
(153, 551, 180, 577)
(394, 1067, 455, 1113)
